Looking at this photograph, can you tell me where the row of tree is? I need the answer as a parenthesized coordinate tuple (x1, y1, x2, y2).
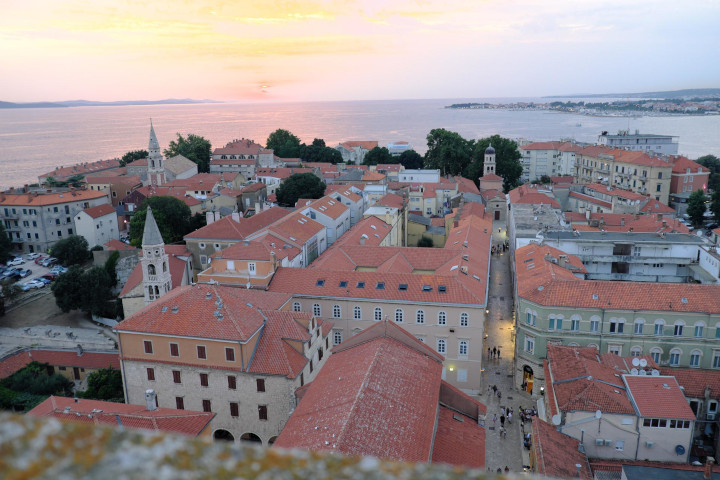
(265, 130, 343, 163)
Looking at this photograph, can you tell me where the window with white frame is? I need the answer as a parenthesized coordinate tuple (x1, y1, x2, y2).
(333, 304, 341, 318)
(654, 320, 665, 336)
(714, 351, 720, 369)
(313, 304, 321, 317)
(634, 319, 644, 334)
(374, 307, 382, 322)
(674, 321, 684, 336)
(630, 346, 642, 356)
(293, 302, 301, 312)
(588, 343, 599, 351)
(416, 310, 425, 324)
(609, 318, 624, 334)
(438, 311, 446, 325)
(650, 348, 662, 364)
(524, 336, 535, 354)
(436, 338, 446, 354)
(460, 313, 469, 327)
(248, 262, 256, 274)
(458, 340, 468, 357)
(590, 317, 600, 332)
(333, 330, 343, 345)
(690, 350, 702, 367)
(353, 306, 361, 320)
(526, 311, 532, 324)
(532, 312, 537, 326)
(695, 323, 705, 337)
(571, 316, 580, 331)
(669, 348, 681, 366)
(549, 315, 556, 330)
(608, 345, 621, 356)
(395, 309, 404, 323)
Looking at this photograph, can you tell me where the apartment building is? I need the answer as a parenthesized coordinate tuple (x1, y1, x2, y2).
(0, 189, 110, 254)
(598, 131, 679, 155)
(325, 184, 366, 225)
(335, 141, 378, 164)
(74, 204, 120, 248)
(38, 159, 121, 185)
(519, 142, 582, 182)
(296, 195, 351, 245)
(115, 284, 331, 445)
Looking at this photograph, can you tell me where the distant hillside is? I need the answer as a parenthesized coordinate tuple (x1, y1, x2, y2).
(0, 99, 223, 109)
(545, 88, 720, 99)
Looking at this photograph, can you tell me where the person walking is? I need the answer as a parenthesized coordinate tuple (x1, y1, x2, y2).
(497, 348, 501, 359)
(500, 414, 505, 427)
(492, 384, 497, 395)
(507, 411, 513, 424)
(500, 407, 505, 416)
(492, 346, 497, 358)
(497, 390, 502, 400)
(493, 414, 498, 426)
(487, 347, 491, 359)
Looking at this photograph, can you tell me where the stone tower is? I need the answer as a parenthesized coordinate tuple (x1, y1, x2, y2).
(141, 206, 171, 305)
(483, 144, 496, 176)
(147, 121, 166, 186)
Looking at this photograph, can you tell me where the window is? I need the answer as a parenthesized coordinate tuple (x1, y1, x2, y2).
(460, 313, 469, 327)
(333, 330, 343, 345)
(376, 282, 385, 290)
(669, 349, 681, 366)
(525, 336, 535, 354)
(634, 320, 644, 335)
(459, 340, 468, 356)
(630, 346, 642, 356)
(571, 316, 580, 331)
(356, 281, 365, 289)
(436, 338, 446, 354)
(654, 320, 665, 336)
(175, 397, 184, 410)
(146, 367, 155, 381)
(293, 302, 301, 312)
(549, 315, 555, 330)
(590, 317, 599, 332)
(230, 402, 239, 417)
(227, 376, 236, 390)
(438, 311, 446, 325)
(257, 379, 266, 392)
(144, 340, 153, 354)
(674, 322, 684, 336)
(714, 351, 720, 369)
(339, 281, 348, 288)
(313, 304, 321, 316)
(457, 369, 467, 382)
(690, 350, 702, 367)
(202, 400, 211, 412)
(609, 345, 621, 356)
(416, 310, 425, 324)
(651, 348, 662, 364)
(258, 405, 268, 420)
(169, 343, 179, 357)
(526, 311, 532, 324)
(200, 373, 209, 387)
(374, 307, 382, 322)
(197, 345, 207, 359)
(695, 323, 705, 337)
(532, 312, 537, 326)
(609, 318, 624, 334)
(615, 440, 625, 451)
(395, 309, 404, 323)
(225, 347, 235, 362)
(332, 304, 341, 319)
(172, 370, 181, 383)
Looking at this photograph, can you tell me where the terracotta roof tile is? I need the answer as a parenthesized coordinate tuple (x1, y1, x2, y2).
(119, 246, 190, 298)
(0, 350, 119, 379)
(82, 204, 117, 219)
(39, 159, 121, 180)
(508, 184, 560, 207)
(532, 419, 592, 479)
(375, 193, 405, 209)
(184, 208, 289, 240)
(431, 406, 485, 469)
(339, 141, 378, 151)
(671, 155, 710, 174)
(0, 190, 109, 207)
(247, 311, 311, 378)
(625, 375, 696, 419)
(104, 239, 138, 251)
(212, 139, 263, 155)
(659, 367, 720, 399)
(296, 195, 350, 220)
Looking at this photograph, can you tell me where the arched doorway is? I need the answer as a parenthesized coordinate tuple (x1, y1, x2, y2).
(213, 429, 235, 442)
(240, 432, 262, 445)
(522, 365, 534, 394)
(268, 436, 278, 446)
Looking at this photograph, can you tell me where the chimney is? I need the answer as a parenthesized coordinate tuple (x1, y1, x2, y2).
(145, 389, 157, 411)
(255, 202, 261, 213)
(270, 251, 277, 271)
(231, 212, 240, 223)
(705, 457, 714, 480)
(76, 344, 83, 356)
(621, 217, 625, 226)
(205, 211, 215, 225)
(360, 236, 365, 245)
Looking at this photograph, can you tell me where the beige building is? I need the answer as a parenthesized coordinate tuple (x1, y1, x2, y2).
(74, 204, 119, 248)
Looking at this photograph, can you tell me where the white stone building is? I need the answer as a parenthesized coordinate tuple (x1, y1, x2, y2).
(73, 204, 119, 248)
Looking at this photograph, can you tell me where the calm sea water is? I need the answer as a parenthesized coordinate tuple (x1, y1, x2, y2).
(0, 98, 718, 190)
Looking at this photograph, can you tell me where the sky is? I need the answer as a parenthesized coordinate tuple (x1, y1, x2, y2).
(0, 0, 718, 103)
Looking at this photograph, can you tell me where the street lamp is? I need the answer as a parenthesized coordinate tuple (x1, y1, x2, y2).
(540, 386, 545, 396)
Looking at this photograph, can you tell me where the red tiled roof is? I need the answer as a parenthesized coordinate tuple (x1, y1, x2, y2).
(569, 191, 613, 208)
(567, 212, 689, 233)
(339, 141, 378, 151)
(255, 168, 309, 180)
(240, 182, 266, 193)
(625, 375, 696, 419)
(325, 185, 362, 203)
(82, 204, 116, 219)
(481, 173, 503, 182)
(454, 176, 480, 194)
(508, 184, 560, 207)
(0, 349, 119, 379)
(376, 164, 402, 172)
(583, 183, 647, 201)
(671, 155, 710, 174)
(212, 139, 263, 155)
(86, 175, 142, 186)
(184, 208, 289, 240)
(28, 396, 214, 437)
(551, 176, 575, 184)
(247, 311, 311, 378)
(264, 211, 325, 245)
(480, 188, 504, 201)
(104, 239, 138, 251)
(0, 190, 108, 207)
(375, 193, 405, 209)
(532, 419, 592, 479)
(659, 367, 720, 399)
(522, 141, 567, 151)
(296, 195, 350, 220)
(116, 284, 291, 342)
(331, 216, 392, 248)
(641, 200, 675, 214)
(132, 186, 202, 207)
(580, 147, 671, 168)
(431, 406, 485, 469)
(39, 159, 121, 180)
(163, 173, 238, 191)
(362, 171, 386, 182)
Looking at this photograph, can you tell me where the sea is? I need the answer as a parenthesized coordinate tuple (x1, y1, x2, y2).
(1, 97, 719, 190)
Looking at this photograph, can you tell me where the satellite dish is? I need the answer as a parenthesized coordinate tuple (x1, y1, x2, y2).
(639, 369, 647, 375)
(676, 445, 686, 455)
(651, 369, 660, 376)
(632, 358, 640, 367)
(631, 368, 639, 375)
(552, 414, 562, 426)
(639, 359, 648, 367)
(595, 410, 602, 419)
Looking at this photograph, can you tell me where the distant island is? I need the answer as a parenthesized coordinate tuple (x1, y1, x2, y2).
(0, 99, 223, 109)
(544, 88, 720, 100)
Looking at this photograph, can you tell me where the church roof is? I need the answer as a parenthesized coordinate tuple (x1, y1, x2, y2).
(142, 207, 164, 246)
(148, 122, 160, 152)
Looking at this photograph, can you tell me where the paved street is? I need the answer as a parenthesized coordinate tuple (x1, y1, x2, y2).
(482, 222, 534, 474)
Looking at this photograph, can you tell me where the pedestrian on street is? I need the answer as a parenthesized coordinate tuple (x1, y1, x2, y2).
(492, 346, 497, 358)
(500, 407, 505, 416)
(500, 427, 507, 438)
(487, 384, 492, 395)
(497, 348, 501, 359)
(492, 384, 497, 394)
(493, 414, 498, 426)
(504, 466, 510, 473)
(497, 390, 502, 400)
(487, 347, 491, 358)
(521, 419, 525, 433)
(500, 414, 505, 427)
(507, 411, 512, 424)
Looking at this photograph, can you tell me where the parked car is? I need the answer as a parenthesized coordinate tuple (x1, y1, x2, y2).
(50, 266, 68, 275)
(20, 279, 45, 291)
(7, 258, 25, 267)
(41, 257, 58, 267)
(34, 255, 49, 264)
(705, 223, 719, 230)
(25, 253, 42, 260)
(17, 269, 32, 278)
(1, 269, 21, 281)
(41, 273, 57, 282)
(35, 277, 52, 285)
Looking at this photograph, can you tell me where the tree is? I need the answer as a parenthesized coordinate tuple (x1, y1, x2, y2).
(275, 173, 326, 207)
(299, 139, 343, 164)
(711, 190, 720, 223)
(464, 135, 523, 192)
(164, 133, 212, 173)
(362, 147, 395, 166)
(104, 251, 120, 288)
(51, 265, 85, 312)
(423, 128, 473, 176)
(266, 129, 302, 158)
(696, 154, 720, 192)
(51, 235, 90, 266)
(417, 236, 434, 248)
(81, 266, 114, 317)
(0, 224, 11, 264)
(79, 367, 123, 402)
(687, 189, 707, 226)
(129, 196, 194, 247)
(399, 150, 424, 170)
(120, 149, 148, 167)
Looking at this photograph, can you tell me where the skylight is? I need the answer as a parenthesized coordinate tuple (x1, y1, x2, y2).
(398, 284, 408, 291)
(316, 279, 325, 287)
(438, 285, 447, 292)
(376, 282, 385, 290)
(356, 281, 365, 288)
(422, 285, 432, 292)
(339, 281, 348, 288)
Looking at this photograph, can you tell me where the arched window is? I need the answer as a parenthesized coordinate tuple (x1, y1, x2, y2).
(588, 343, 599, 351)
(395, 309, 404, 323)
(458, 340, 468, 356)
(650, 347, 662, 364)
(163, 262, 167, 273)
(669, 348, 681, 366)
(313, 304, 321, 317)
(353, 306, 361, 320)
(690, 350, 702, 367)
(292, 302, 301, 312)
(438, 311, 446, 325)
(526, 309, 533, 325)
(630, 346, 643, 356)
(436, 338, 446, 354)
(571, 315, 581, 331)
(460, 313, 469, 327)
(416, 310, 425, 324)
(333, 305, 341, 318)
(654, 319, 665, 336)
(374, 307, 382, 322)
(148, 264, 156, 275)
(694, 322, 705, 337)
(590, 316, 600, 332)
(634, 319, 645, 335)
(674, 321, 685, 337)
(154, 286, 159, 295)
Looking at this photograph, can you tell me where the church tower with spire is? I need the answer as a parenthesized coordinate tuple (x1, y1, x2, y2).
(141, 206, 172, 305)
(147, 121, 166, 186)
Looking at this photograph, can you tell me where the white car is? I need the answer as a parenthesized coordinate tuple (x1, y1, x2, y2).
(20, 280, 45, 291)
(7, 258, 25, 267)
(25, 253, 42, 260)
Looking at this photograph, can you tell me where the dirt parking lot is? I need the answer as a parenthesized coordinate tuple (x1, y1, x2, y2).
(1, 290, 93, 329)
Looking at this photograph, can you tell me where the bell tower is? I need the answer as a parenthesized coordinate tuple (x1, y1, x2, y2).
(141, 206, 172, 304)
(147, 121, 166, 186)
(484, 144, 496, 176)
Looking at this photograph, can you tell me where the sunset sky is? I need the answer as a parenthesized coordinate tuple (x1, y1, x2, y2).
(0, 0, 717, 102)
